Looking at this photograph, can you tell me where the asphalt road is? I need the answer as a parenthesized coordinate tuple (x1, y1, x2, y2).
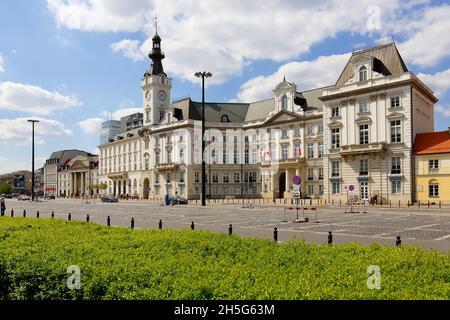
(3, 198, 450, 252)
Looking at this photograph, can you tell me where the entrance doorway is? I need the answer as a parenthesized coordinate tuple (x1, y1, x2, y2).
(279, 172, 286, 198)
(143, 178, 150, 199)
(360, 182, 369, 200)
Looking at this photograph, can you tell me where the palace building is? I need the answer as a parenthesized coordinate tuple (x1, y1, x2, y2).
(97, 32, 437, 204)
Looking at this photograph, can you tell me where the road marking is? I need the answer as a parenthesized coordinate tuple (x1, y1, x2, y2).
(435, 234, 450, 241)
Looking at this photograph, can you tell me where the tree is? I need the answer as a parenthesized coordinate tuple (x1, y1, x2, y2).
(0, 183, 12, 195)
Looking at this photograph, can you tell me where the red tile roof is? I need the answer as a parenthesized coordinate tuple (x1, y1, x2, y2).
(413, 130, 450, 155)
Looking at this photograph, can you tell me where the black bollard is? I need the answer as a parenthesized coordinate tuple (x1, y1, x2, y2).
(328, 231, 333, 244)
(11, 209, 14, 217)
(191, 221, 195, 230)
(37, 211, 39, 218)
(159, 219, 162, 229)
(131, 217, 134, 229)
(107, 216, 110, 227)
(51, 211, 54, 219)
(229, 224, 233, 235)
(68, 212, 71, 221)
(396, 236, 401, 247)
(86, 214, 89, 223)
(273, 227, 278, 242)
(23, 210, 26, 218)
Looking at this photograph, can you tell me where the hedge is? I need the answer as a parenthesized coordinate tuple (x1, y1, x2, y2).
(0, 217, 449, 300)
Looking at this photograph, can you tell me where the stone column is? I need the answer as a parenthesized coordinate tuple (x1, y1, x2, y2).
(271, 173, 275, 192)
(81, 172, 85, 196)
(70, 173, 73, 196)
(285, 169, 289, 192)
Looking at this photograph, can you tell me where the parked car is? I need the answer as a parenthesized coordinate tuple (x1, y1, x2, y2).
(44, 194, 56, 200)
(101, 195, 118, 203)
(18, 195, 31, 201)
(169, 195, 188, 205)
(1, 193, 12, 199)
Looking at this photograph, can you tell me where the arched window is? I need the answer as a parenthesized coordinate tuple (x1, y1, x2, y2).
(429, 179, 439, 197)
(221, 114, 230, 123)
(281, 95, 288, 109)
(359, 66, 368, 81)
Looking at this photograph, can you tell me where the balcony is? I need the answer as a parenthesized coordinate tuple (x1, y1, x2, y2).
(108, 171, 128, 179)
(155, 163, 179, 171)
(340, 142, 386, 156)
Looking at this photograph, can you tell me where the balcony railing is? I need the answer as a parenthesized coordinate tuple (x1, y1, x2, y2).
(340, 142, 386, 156)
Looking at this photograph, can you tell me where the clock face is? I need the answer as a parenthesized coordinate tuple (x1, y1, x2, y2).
(145, 91, 151, 101)
(158, 90, 167, 101)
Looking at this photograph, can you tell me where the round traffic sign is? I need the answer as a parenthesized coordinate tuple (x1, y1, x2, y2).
(348, 185, 355, 192)
(293, 176, 301, 185)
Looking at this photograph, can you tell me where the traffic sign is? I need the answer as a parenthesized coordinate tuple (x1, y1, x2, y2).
(293, 191, 300, 199)
(348, 185, 355, 192)
(293, 176, 301, 185)
(293, 184, 301, 192)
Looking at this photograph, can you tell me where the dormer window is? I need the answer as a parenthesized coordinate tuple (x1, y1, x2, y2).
(221, 114, 230, 123)
(359, 66, 368, 81)
(281, 95, 288, 109)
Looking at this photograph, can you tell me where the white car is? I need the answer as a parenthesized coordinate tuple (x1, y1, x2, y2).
(17, 195, 31, 201)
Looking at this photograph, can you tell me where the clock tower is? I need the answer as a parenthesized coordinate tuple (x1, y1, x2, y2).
(141, 30, 172, 126)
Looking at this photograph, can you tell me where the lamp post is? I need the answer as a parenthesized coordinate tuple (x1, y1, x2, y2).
(28, 119, 39, 202)
(195, 71, 212, 206)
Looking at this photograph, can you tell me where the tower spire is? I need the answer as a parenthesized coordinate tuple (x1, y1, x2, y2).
(144, 17, 166, 77)
(155, 14, 158, 35)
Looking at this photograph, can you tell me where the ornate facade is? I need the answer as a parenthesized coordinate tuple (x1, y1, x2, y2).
(98, 35, 437, 203)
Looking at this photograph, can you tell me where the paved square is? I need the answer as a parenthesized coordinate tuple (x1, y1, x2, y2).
(3, 199, 450, 252)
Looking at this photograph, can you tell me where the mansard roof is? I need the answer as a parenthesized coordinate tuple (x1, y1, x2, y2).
(335, 42, 408, 87)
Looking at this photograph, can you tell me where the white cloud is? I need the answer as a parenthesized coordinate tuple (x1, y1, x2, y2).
(0, 157, 28, 175)
(0, 81, 82, 115)
(435, 105, 450, 118)
(398, 5, 450, 68)
(417, 68, 450, 97)
(78, 117, 104, 134)
(234, 53, 350, 102)
(47, 0, 403, 84)
(111, 39, 143, 61)
(0, 54, 4, 73)
(0, 117, 72, 145)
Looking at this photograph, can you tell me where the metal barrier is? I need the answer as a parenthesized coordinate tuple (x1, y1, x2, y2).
(283, 206, 319, 223)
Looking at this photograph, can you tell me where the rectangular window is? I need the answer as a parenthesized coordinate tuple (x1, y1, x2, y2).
(223, 186, 229, 195)
(359, 159, 369, 176)
(166, 173, 171, 183)
(390, 96, 400, 108)
(308, 185, 314, 195)
(392, 181, 402, 194)
(331, 128, 340, 149)
(293, 143, 301, 158)
(212, 186, 219, 195)
(179, 149, 184, 163)
(331, 161, 340, 177)
(307, 143, 314, 159)
(212, 172, 219, 183)
(359, 102, 369, 113)
(282, 145, 289, 159)
(359, 124, 369, 145)
(308, 168, 314, 180)
(331, 107, 340, 118)
(252, 148, 257, 164)
(281, 129, 288, 138)
(194, 172, 200, 183)
(318, 142, 324, 158)
(234, 172, 240, 183)
(318, 168, 324, 180)
(429, 159, 439, 169)
(155, 152, 160, 165)
(244, 149, 249, 164)
(391, 157, 401, 175)
(179, 172, 185, 183)
(159, 110, 165, 120)
(390, 120, 401, 143)
(429, 184, 439, 197)
(332, 182, 340, 194)
(223, 172, 229, 183)
(294, 127, 301, 136)
(319, 185, 324, 195)
(318, 124, 323, 134)
(307, 126, 314, 135)
(167, 150, 172, 163)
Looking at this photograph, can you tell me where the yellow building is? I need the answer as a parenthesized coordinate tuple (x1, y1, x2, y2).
(414, 129, 450, 203)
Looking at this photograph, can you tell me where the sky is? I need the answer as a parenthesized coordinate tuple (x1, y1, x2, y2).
(1, 0, 450, 174)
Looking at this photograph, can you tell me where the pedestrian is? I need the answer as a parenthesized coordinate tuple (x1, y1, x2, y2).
(0, 197, 5, 216)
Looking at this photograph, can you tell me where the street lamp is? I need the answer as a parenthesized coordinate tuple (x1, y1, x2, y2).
(195, 71, 212, 206)
(28, 119, 39, 201)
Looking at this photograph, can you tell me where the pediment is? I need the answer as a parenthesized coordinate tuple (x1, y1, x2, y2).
(386, 111, 405, 119)
(355, 116, 372, 124)
(328, 120, 343, 128)
(70, 160, 88, 169)
(264, 110, 302, 125)
(351, 54, 373, 64)
(273, 81, 294, 92)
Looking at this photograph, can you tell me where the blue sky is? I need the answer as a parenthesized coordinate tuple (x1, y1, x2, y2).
(1, 0, 450, 173)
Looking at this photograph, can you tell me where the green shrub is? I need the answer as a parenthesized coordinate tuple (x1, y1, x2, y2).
(0, 217, 449, 300)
